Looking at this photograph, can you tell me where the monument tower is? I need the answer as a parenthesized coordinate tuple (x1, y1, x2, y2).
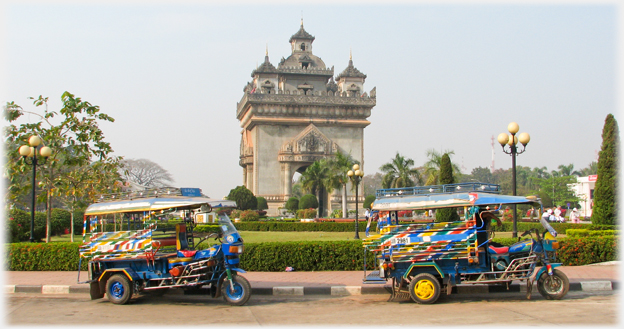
(236, 21, 376, 216)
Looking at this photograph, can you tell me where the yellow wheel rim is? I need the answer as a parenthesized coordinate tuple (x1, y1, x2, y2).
(414, 279, 435, 300)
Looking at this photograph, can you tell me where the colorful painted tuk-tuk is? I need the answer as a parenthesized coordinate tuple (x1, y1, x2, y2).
(78, 187, 251, 306)
(363, 182, 569, 304)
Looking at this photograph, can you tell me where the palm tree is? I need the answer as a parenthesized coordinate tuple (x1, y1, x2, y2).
(300, 159, 331, 217)
(379, 152, 421, 188)
(423, 149, 460, 185)
(558, 164, 581, 177)
(326, 150, 355, 218)
(579, 161, 598, 176)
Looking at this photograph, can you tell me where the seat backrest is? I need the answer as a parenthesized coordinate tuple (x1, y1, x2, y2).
(176, 223, 189, 250)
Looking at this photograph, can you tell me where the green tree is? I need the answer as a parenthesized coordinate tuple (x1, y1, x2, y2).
(435, 154, 460, 222)
(299, 194, 319, 210)
(4, 92, 123, 242)
(363, 195, 376, 209)
(579, 161, 598, 176)
(530, 176, 579, 208)
(325, 150, 355, 222)
(226, 185, 257, 210)
(284, 197, 299, 215)
(423, 149, 460, 185)
(557, 164, 581, 177)
(300, 159, 331, 216)
(592, 114, 619, 225)
(256, 196, 268, 211)
(468, 166, 494, 183)
(380, 152, 421, 188)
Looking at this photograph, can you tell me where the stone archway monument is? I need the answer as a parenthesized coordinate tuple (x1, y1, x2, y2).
(236, 21, 376, 216)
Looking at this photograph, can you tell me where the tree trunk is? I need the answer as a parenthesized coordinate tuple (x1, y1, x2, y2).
(70, 198, 76, 243)
(45, 166, 53, 243)
(45, 188, 51, 243)
(342, 183, 348, 219)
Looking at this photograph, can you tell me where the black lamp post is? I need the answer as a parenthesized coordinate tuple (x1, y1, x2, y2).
(497, 122, 530, 238)
(18, 135, 52, 242)
(347, 164, 364, 240)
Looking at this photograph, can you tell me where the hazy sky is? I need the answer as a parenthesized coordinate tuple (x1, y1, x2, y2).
(2, 1, 620, 199)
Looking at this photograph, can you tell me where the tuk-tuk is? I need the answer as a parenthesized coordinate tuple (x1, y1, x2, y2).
(78, 187, 251, 306)
(363, 182, 569, 304)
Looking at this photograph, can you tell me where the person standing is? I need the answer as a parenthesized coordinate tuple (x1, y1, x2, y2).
(569, 208, 580, 224)
(554, 206, 564, 223)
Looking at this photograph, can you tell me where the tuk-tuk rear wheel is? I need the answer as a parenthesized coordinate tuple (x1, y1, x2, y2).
(408, 273, 441, 304)
(105, 274, 133, 305)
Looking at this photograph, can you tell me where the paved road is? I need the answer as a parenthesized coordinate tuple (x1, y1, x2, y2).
(5, 290, 618, 326)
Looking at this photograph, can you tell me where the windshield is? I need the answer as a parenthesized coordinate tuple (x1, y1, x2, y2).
(217, 211, 238, 238)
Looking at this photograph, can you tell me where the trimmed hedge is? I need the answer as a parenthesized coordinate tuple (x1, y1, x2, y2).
(239, 241, 376, 271)
(5, 235, 617, 271)
(6, 242, 86, 271)
(491, 222, 616, 233)
(557, 236, 617, 266)
(565, 229, 618, 237)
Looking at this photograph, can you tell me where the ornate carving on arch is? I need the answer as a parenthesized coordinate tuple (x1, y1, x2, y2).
(278, 124, 337, 162)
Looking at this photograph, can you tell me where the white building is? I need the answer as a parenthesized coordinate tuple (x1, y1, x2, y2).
(569, 175, 597, 218)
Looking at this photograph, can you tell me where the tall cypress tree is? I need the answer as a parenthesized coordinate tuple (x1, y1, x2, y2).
(592, 114, 619, 225)
(435, 154, 460, 222)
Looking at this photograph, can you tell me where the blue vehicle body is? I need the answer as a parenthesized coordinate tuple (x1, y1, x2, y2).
(78, 187, 251, 306)
(363, 182, 570, 304)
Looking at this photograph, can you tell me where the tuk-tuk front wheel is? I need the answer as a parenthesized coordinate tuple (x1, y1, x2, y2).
(221, 275, 251, 306)
(105, 274, 133, 305)
(408, 273, 441, 304)
(537, 269, 569, 300)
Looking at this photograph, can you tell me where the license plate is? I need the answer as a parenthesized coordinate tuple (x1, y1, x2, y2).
(391, 237, 410, 245)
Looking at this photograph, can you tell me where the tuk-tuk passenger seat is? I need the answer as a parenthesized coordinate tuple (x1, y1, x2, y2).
(176, 223, 197, 257)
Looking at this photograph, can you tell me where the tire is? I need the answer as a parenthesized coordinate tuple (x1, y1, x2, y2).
(105, 274, 133, 305)
(537, 269, 569, 300)
(221, 275, 251, 306)
(408, 273, 441, 304)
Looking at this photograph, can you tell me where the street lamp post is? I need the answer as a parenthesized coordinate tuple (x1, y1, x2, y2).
(347, 164, 364, 240)
(497, 122, 530, 238)
(18, 135, 52, 242)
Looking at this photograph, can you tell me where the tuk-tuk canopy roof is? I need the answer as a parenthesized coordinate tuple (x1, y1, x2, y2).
(372, 183, 539, 212)
(85, 196, 236, 216)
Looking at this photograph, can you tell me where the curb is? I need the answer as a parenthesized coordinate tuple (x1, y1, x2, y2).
(4, 281, 617, 296)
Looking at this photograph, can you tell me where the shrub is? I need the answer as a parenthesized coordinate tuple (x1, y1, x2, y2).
(331, 209, 342, 219)
(296, 208, 317, 219)
(256, 196, 268, 211)
(557, 236, 617, 266)
(6, 208, 47, 242)
(566, 229, 590, 237)
(240, 210, 260, 222)
(4, 234, 617, 271)
(239, 240, 377, 271)
(299, 194, 318, 210)
(230, 210, 242, 219)
(284, 197, 299, 214)
(226, 185, 257, 210)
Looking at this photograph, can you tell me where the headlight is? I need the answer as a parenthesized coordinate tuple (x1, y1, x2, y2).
(226, 235, 234, 243)
(228, 245, 243, 254)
